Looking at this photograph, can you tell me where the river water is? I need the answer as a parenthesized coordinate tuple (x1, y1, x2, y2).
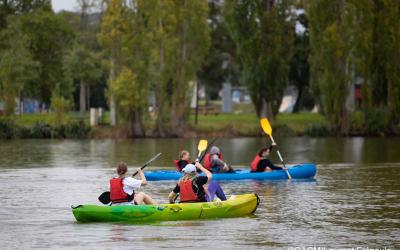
(0, 138, 399, 249)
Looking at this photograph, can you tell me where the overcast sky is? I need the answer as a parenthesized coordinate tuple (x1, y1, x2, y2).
(52, 0, 78, 12)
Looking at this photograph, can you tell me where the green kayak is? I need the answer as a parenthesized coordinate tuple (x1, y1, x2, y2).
(72, 193, 259, 223)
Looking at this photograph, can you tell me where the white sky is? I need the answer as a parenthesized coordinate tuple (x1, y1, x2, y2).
(52, 0, 78, 12)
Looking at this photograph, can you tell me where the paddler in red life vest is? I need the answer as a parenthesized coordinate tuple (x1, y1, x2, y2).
(168, 161, 212, 203)
(203, 146, 235, 173)
(250, 143, 288, 172)
(173, 150, 190, 171)
(110, 162, 157, 205)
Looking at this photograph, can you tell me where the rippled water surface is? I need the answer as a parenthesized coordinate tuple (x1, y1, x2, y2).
(0, 138, 399, 249)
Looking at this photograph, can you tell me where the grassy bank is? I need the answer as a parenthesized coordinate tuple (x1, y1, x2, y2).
(1, 110, 327, 139)
(189, 112, 327, 136)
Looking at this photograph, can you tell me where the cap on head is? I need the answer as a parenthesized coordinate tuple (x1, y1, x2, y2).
(182, 164, 196, 173)
(210, 146, 220, 154)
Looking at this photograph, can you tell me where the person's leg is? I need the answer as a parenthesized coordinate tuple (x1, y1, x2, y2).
(134, 192, 145, 204)
(142, 193, 157, 204)
(134, 192, 157, 205)
(214, 182, 227, 201)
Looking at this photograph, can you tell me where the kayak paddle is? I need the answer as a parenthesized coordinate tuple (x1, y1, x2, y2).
(260, 118, 291, 179)
(98, 152, 162, 205)
(198, 137, 217, 163)
(197, 139, 208, 159)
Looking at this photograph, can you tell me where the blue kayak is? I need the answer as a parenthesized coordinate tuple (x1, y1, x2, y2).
(145, 163, 317, 181)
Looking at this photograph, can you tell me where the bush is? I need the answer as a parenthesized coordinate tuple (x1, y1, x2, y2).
(29, 122, 52, 138)
(350, 111, 365, 135)
(364, 108, 386, 136)
(64, 120, 90, 138)
(0, 118, 18, 139)
(304, 124, 334, 137)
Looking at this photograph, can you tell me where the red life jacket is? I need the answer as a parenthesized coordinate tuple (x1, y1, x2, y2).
(251, 155, 261, 172)
(110, 177, 130, 203)
(179, 178, 198, 202)
(173, 159, 189, 171)
(203, 153, 223, 170)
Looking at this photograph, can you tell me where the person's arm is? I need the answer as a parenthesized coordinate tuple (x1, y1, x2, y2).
(211, 154, 227, 168)
(266, 159, 283, 170)
(168, 184, 180, 203)
(168, 191, 178, 204)
(195, 161, 212, 184)
(137, 168, 147, 186)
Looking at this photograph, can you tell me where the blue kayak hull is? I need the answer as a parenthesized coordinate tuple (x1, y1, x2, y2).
(145, 163, 317, 181)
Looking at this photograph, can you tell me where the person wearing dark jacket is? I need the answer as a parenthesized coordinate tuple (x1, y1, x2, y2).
(250, 143, 287, 172)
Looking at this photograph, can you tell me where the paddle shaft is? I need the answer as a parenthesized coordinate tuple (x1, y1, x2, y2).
(268, 135, 291, 179)
(132, 152, 162, 177)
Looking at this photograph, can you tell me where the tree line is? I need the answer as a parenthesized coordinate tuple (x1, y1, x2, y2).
(0, 0, 399, 137)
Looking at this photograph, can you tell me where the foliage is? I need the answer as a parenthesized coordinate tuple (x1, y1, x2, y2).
(0, 117, 90, 139)
(198, 0, 240, 100)
(288, 12, 312, 112)
(0, 117, 18, 139)
(0, 16, 38, 115)
(309, 0, 350, 134)
(20, 9, 75, 104)
(224, 0, 294, 121)
(304, 124, 334, 137)
(50, 92, 72, 125)
(0, 0, 52, 30)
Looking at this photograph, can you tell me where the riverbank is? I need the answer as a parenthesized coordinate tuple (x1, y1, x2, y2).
(1, 109, 396, 139)
(0, 111, 328, 139)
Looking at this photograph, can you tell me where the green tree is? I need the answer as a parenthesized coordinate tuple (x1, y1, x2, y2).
(198, 0, 240, 100)
(288, 12, 312, 112)
(112, 67, 146, 136)
(309, 0, 350, 134)
(98, 0, 127, 126)
(98, 0, 154, 136)
(65, 43, 102, 112)
(168, 0, 210, 135)
(224, 0, 294, 122)
(150, 0, 210, 136)
(0, 0, 51, 30)
(19, 9, 75, 105)
(0, 16, 38, 115)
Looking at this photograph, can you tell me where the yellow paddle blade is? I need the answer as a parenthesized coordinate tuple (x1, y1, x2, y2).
(198, 139, 208, 152)
(260, 118, 272, 136)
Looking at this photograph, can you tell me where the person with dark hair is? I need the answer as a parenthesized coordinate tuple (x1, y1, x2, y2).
(173, 150, 190, 171)
(250, 143, 287, 172)
(109, 162, 156, 205)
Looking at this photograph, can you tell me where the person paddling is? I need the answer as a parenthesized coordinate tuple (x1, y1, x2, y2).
(250, 143, 288, 172)
(203, 146, 234, 173)
(168, 161, 226, 203)
(173, 150, 190, 171)
(110, 162, 157, 205)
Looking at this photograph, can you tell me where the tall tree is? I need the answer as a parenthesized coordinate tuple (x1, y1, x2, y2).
(151, 0, 210, 136)
(288, 11, 312, 112)
(98, 0, 126, 126)
(198, 0, 239, 100)
(224, 0, 294, 121)
(309, 0, 350, 134)
(0, 0, 51, 30)
(0, 16, 38, 115)
(19, 9, 75, 105)
(65, 43, 102, 112)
